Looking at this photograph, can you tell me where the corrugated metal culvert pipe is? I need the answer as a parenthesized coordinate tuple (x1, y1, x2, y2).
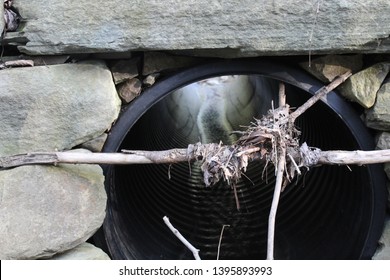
(94, 59, 387, 260)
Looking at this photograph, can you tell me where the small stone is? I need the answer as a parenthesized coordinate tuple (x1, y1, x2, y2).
(143, 73, 160, 87)
(0, 156, 107, 260)
(373, 216, 390, 260)
(142, 52, 202, 75)
(48, 243, 111, 260)
(386, 166, 390, 182)
(80, 133, 108, 152)
(117, 78, 142, 103)
(375, 132, 390, 181)
(365, 80, 390, 130)
(376, 132, 390, 150)
(300, 54, 363, 83)
(110, 57, 140, 84)
(339, 62, 390, 108)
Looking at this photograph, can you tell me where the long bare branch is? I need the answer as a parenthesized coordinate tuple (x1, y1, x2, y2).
(289, 71, 352, 122)
(317, 149, 390, 165)
(267, 142, 286, 260)
(3, 147, 390, 170)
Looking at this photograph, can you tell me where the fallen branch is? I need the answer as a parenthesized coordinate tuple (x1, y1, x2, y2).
(163, 216, 201, 260)
(266, 81, 288, 260)
(289, 71, 352, 122)
(267, 142, 286, 260)
(316, 149, 390, 165)
(3, 147, 389, 172)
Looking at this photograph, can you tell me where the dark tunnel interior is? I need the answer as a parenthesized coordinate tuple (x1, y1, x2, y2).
(94, 60, 387, 260)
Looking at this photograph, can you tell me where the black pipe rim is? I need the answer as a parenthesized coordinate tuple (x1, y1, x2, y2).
(96, 58, 387, 260)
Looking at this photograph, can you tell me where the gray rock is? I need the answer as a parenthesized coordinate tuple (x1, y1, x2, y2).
(48, 243, 111, 260)
(117, 78, 142, 103)
(142, 52, 203, 75)
(387, 181, 390, 211)
(376, 132, 390, 181)
(366, 79, 390, 130)
(376, 132, 390, 150)
(12, 1, 390, 56)
(386, 166, 390, 182)
(0, 4, 4, 34)
(143, 73, 160, 87)
(339, 63, 390, 108)
(80, 133, 108, 152)
(110, 57, 140, 84)
(300, 54, 363, 83)
(0, 160, 107, 259)
(373, 216, 390, 260)
(0, 61, 121, 156)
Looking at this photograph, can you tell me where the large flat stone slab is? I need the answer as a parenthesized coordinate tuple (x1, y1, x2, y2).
(0, 61, 121, 156)
(10, 0, 390, 57)
(0, 159, 107, 259)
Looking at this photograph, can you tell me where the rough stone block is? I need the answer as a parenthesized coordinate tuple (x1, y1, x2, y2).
(0, 61, 121, 156)
(0, 158, 107, 259)
(110, 57, 140, 84)
(80, 133, 108, 153)
(117, 78, 142, 103)
(373, 216, 390, 260)
(339, 63, 390, 108)
(375, 132, 390, 181)
(1, 4, 5, 34)
(366, 79, 390, 130)
(142, 52, 203, 75)
(300, 54, 363, 83)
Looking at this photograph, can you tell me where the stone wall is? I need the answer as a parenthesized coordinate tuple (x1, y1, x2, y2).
(5, 0, 390, 57)
(0, 0, 389, 259)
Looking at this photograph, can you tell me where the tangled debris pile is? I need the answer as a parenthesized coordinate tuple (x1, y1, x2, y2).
(189, 103, 301, 190)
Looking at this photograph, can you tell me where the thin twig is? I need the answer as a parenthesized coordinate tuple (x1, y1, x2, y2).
(163, 216, 201, 260)
(235, 147, 260, 157)
(289, 71, 352, 123)
(232, 184, 241, 210)
(278, 82, 286, 107)
(288, 153, 302, 176)
(267, 142, 286, 260)
(217, 225, 230, 260)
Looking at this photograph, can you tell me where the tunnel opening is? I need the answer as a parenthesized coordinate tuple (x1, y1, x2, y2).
(95, 59, 387, 260)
